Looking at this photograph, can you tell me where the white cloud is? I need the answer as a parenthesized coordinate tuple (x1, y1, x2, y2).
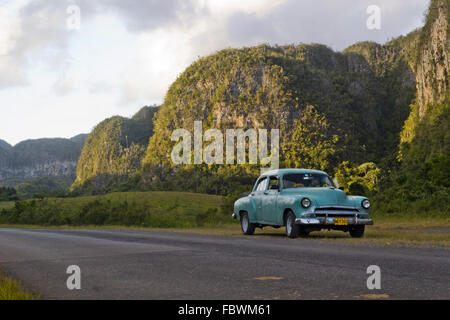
(0, 2, 27, 87)
(202, 0, 286, 16)
(223, 0, 430, 50)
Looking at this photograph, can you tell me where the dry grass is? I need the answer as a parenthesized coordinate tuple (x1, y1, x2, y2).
(2, 219, 448, 248)
(0, 273, 38, 300)
(122, 219, 450, 247)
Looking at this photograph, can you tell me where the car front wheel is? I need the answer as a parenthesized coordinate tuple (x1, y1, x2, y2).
(240, 212, 255, 235)
(285, 211, 300, 238)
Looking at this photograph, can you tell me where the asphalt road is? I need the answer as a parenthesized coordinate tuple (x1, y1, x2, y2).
(0, 228, 448, 299)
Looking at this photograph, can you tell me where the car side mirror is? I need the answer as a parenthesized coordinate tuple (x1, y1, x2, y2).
(241, 192, 249, 197)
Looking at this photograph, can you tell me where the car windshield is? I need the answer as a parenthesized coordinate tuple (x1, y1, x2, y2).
(282, 173, 336, 189)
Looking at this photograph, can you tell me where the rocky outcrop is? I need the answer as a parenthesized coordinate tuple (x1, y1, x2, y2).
(416, 0, 450, 117)
(143, 40, 418, 173)
(0, 160, 78, 180)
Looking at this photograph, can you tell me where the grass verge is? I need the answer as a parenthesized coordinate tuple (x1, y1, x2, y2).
(1, 219, 448, 248)
(0, 273, 38, 300)
(147, 219, 450, 247)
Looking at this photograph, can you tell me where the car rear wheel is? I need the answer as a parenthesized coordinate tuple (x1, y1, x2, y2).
(349, 225, 365, 238)
(240, 212, 255, 235)
(285, 211, 300, 238)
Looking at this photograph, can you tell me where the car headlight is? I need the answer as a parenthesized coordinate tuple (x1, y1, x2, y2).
(301, 198, 311, 208)
(362, 199, 370, 209)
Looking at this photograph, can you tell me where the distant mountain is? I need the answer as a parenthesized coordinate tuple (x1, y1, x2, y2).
(0, 138, 82, 180)
(0, 136, 88, 198)
(71, 105, 159, 193)
(70, 134, 89, 146)
(0, 141, 9, 169)
(0, 139, 11, 151)
(0, 106, 157, 198)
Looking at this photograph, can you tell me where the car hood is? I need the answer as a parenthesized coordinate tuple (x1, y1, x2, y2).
(281, 187, 349, 206)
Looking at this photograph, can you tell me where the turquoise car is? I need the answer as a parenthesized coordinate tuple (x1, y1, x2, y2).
(232, 169, 373, 238)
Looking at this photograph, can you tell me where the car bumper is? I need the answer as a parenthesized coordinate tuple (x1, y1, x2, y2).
(295, 217, 373, 225)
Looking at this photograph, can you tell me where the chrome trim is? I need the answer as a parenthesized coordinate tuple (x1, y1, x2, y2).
(315, 211, 361, 215)
(314, 206, 360, 213)
(232, 213, 237, 219)
(313, 205, 362, 218)
(302, 206, 316, 216)
(296, 217, 373, 225)
(316, 205, 359, 210)
(295, 218, 321, 224)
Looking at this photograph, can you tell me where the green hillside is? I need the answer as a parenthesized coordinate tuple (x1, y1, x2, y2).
(373, 0, 449, 217)
(71, 106, 159, 194)
(140, 0, 449, 217)
(140, 39, 419, 197)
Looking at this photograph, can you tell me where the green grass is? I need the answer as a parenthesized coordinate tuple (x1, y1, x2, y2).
(0, 273, 37, 300)
(0, 201, 14, 210)
(29, 191, 223, 213)
(0, 191, 230, 228)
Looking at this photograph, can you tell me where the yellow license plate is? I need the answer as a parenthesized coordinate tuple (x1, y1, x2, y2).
(335, 218, 348, 225)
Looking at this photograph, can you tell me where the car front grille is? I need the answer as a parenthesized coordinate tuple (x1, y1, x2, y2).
(314, 206, 360, 218)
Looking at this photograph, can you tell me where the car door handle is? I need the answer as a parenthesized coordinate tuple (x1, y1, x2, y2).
(263, 191, 268, 195)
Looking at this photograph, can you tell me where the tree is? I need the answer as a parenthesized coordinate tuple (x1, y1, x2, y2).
(283, 105, 339, 172)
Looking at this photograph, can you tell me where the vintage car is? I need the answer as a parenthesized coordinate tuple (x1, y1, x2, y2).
(232, 169, 373, 238)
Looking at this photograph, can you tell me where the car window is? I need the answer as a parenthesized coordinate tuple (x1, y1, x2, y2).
(282, 173, 336, 188)
(255, 177, 267, 192)
(268, 176, 279, 190)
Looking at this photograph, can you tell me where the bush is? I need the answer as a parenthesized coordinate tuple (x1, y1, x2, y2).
(0, 192, 234, 228)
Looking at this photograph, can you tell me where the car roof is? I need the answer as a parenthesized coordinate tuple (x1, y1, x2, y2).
(260, 168, 328, 177)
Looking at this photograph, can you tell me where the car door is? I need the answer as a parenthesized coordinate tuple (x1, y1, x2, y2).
(252, 177, 267, 222)
(261, 175, 280, 223)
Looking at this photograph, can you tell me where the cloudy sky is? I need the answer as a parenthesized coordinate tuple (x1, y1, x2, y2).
(0, 0, 429, 145)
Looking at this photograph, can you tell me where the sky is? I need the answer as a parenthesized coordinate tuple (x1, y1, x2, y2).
(0, 0, 430, 145)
